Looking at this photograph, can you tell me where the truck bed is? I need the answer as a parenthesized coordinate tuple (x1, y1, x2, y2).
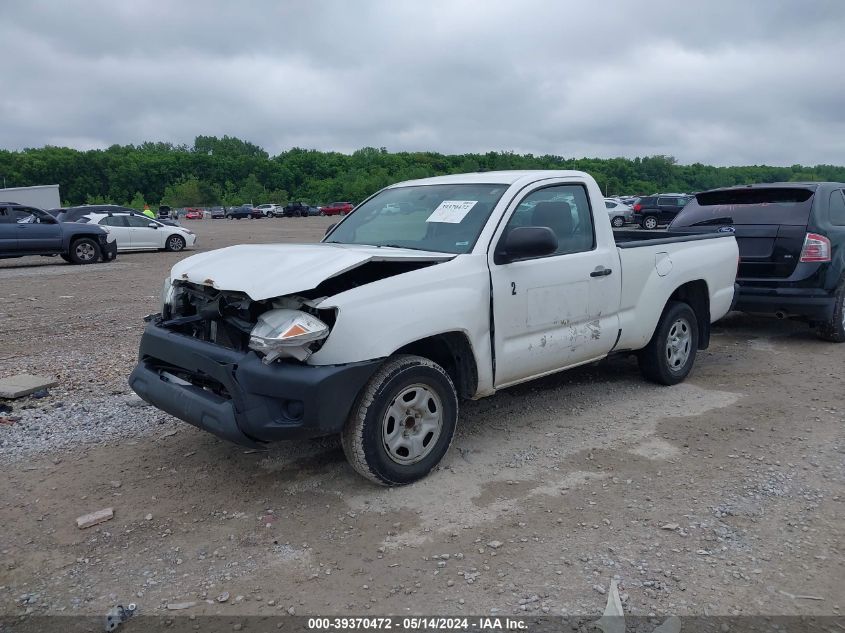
(613, 230, 735, 249)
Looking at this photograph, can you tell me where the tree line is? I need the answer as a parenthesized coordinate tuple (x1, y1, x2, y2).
(1, 135, 843, 209)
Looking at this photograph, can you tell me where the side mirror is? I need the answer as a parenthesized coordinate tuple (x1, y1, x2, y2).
(148, 223, 159, 229)
(495, 226, 558, 264)
(324, 222, 337, 236)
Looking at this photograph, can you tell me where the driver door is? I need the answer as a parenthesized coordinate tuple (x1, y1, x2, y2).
(14, 207, 63, 252)
(488, 181, 621, 387)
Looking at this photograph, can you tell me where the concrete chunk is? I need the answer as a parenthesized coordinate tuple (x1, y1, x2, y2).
(0, 374, 58, 399)
(76, 507, 114, 529)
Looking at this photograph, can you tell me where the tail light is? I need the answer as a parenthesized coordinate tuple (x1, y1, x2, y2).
(633, 203, 642, 212)
(799, 233, 831, 262)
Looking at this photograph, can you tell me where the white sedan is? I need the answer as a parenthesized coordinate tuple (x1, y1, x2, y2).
(604, 199, 633, 228)
(80, 212, 197, 252)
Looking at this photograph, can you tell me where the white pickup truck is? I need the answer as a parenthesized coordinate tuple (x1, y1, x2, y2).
(130, 171, 738, 485)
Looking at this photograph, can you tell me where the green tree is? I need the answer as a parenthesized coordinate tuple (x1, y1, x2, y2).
(127, 191, 147, 210)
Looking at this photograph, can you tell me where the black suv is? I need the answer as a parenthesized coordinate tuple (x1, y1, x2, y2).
(668, 183, 845, 341)
(633, 195, 692, 229)
(282, 202, 310, 217)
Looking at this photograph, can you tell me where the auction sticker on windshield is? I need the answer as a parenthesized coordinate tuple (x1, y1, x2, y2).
(426, 200, 477, 223)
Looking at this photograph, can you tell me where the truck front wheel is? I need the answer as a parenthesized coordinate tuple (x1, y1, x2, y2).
(638, 301, 699, 385)
(68, 238, 101, 264)
(341, 355, 458, 486)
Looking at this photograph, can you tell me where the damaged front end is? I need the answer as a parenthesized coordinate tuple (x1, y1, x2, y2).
(159, 280, 336, 363)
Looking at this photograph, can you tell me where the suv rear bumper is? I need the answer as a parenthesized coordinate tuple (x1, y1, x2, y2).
(128, 322, 383, 446)
(735, 284, 836, 321)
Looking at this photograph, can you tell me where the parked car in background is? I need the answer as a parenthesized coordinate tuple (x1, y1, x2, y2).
(255, 204, 281, 217)
(210, 206, 226, 219)
(281, 201, 310, 217)
(604, 198, 633, 228)
(56, 205, 182, 227)
(185, 209, 203, 220)
(633, 195, 692, 229)
(321, 201, 354, 216)
(0, 202, 117, 264)
(158, 205, 172, 220)
(225, 205, 253, 220)
(79, 211, 196, 252)
(668, 182, 845, 341)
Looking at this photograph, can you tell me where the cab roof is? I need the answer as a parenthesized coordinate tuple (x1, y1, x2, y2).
(387, 170, 592, 188)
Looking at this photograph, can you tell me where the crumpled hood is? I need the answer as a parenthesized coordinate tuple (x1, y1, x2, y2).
(170, 243, 455, 300)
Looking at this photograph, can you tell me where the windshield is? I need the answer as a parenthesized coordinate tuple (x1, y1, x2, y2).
(324, 184, 508, 253)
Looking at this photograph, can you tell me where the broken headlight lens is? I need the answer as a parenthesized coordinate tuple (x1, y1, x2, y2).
(249, 309, 329, 363)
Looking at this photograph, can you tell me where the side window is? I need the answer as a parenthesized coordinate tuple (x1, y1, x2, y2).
(830, 190, 845, 226)
(100, 216, 129, 227)
(10, 207, 35, 223)
(503, 184, 595, 257)
(126, 215, 153, 228)
(605, 201, 614, 209)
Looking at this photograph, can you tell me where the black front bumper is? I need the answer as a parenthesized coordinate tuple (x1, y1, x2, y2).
(129, 322, 383, 446)
(102, 238, 118, 261)
(734, 284, 837, 321)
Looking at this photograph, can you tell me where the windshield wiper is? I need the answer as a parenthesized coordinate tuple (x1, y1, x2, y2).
(377, 243, 427, 251)
(689, 216, 734, 227)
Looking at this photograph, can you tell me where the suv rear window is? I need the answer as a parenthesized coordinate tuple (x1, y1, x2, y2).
(670, 188, 815, 227)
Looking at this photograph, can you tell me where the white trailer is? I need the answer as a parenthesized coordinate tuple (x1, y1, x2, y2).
(0, 184, 61, 210)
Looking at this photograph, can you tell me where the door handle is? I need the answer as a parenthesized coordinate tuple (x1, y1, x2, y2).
(590, 267, 613, 277)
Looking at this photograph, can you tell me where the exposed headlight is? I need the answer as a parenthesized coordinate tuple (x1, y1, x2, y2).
(249, 309, 329, 363)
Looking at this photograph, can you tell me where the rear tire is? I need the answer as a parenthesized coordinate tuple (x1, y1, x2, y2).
(611, 216, 625, 228)
(816, 280, 845, 342)
(341, 355, 458, 486)
(638, 301, 699, 385)
(642, 215, 659, 230)
(68, 238, 101, 265)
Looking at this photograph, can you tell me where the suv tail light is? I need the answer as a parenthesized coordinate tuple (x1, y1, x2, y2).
(633, 203, 642, 212)
(799, 233, 831, 262)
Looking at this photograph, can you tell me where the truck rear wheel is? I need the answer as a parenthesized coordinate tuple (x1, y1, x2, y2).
(816, 280, 845, 342)
(638, 301, 699, 385)
(341, 355, 458, 486)
(68, 237, 101, 265)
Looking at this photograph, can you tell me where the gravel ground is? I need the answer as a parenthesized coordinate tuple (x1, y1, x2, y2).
(0, 218, 842, 621)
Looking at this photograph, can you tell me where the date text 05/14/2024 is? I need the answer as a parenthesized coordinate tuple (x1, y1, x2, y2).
(306, 617, 528, 631)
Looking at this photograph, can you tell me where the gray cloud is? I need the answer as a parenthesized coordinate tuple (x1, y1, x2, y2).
(2, 0, 844, 165)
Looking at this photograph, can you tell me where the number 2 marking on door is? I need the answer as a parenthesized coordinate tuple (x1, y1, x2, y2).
(511, 282, 517, 295)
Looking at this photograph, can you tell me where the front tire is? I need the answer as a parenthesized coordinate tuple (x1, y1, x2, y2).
(611, 216, 625, 228)
(817, 279, 845, 342)
(68, 238, 101, 265)
(641, 215, 659, 230)
(226, 214, 233, 219)
(165, 235, 186, 252)
(341, 355, 458, 486)
(638, 301, 699, 385)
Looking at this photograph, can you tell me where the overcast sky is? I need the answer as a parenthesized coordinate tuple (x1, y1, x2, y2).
(2, 0, 844, 166)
